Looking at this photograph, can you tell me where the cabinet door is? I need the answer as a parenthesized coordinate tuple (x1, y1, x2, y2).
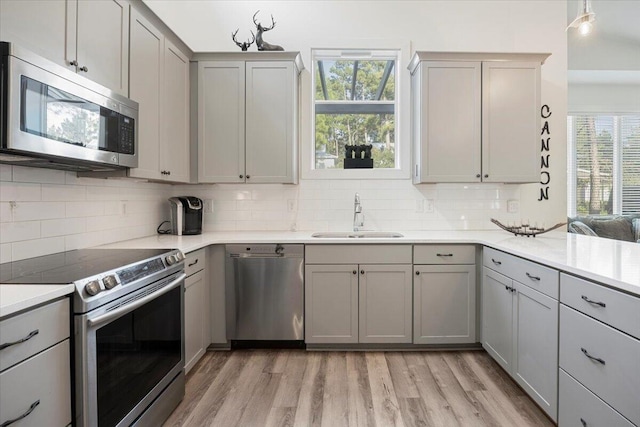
(512, 281, 558, 421)
(198, 61, 245, 183)
(76, 0, 129, 95)
(128, 9, 162, 181)
(245, 61, 296, 183)
(415, 61, 481, 183)
(359, 264, 412, 344)
(414, 264, 476, 344)
(185, 270, 206, 373)
(161, 39, 190, 183)
(482, 267, 513, 372)
(0, 0, 75, 70)
(482, 61, 540, 183)
(305, 265, 358, 344)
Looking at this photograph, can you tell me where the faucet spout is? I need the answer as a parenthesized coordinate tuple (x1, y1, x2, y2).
(353, 193, 364, 231)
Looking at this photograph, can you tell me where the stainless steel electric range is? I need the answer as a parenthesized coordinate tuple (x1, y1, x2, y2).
(0, 248, 186, 427)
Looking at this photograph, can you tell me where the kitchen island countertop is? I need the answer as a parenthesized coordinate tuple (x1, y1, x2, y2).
(101, 230, 640, 297)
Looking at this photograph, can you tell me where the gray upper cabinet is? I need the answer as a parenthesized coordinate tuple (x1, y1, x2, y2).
(409, 52, 549, 183)
(196, 52, 303, 184)
(1, 0, 130, 95)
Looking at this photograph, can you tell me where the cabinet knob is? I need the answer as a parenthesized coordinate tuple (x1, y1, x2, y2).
(415, 271, 420, 276)
(79, 66, 89, 72)
(69, 60, 78, 67)
(476, 174, 481, 178)
(360, 270, 365, 275)
(353, 270, 357, 275)
(484, 174, 489, 178)
(239, 174, 244, 179)
(167, 170, 171, 176)
(246, 175, 250, 179)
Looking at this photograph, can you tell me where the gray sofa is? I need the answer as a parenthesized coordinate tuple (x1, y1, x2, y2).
(567, 214, 640, 243)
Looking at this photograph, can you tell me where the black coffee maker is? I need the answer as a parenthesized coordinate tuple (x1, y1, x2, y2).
(168, 196, 203, 235)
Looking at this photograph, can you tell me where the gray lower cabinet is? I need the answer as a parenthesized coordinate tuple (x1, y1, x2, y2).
(305, 264, 359, 344)
(305, 263, 412, 344)
(413, 245, 477, 345)
(558, 273, 640, 426)
(359, 264, 412, 344)
(184, 248, 209, 373)
(304, 245, 413, 345)
(482, 251, 559, 422)
(0, 298, 71, 427)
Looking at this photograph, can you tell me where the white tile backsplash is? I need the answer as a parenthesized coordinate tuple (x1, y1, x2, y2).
(1, 165, 525, 262)
(0, 165, 172, 262)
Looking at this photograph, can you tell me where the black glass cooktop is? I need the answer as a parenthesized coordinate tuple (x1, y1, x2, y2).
(0, 248, 171, 284)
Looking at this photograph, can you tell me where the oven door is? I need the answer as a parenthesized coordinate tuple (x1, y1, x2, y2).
(76, 271, 185, 427)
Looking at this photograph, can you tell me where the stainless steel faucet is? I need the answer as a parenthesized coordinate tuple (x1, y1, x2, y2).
(353, 193, 364, 231)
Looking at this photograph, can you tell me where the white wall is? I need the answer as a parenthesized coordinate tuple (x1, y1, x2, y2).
(0, 165, 171, 262)
(569, 83, 640, 113)
(157, 0, 568, 232)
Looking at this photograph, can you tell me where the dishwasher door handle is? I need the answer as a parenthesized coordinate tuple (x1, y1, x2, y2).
(230, 253, 286, 258)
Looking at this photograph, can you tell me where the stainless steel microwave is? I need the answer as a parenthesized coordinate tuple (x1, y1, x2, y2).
(0, 42, 138, 171)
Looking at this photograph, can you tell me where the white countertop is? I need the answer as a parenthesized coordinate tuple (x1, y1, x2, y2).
(3, 229, 638, 318)
(0, 284, 74, 318)
(101, 230, 640, 297)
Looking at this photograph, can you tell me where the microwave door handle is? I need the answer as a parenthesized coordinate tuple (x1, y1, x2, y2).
(87, 273, 185, 328)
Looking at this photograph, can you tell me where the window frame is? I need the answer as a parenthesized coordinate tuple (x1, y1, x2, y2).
(302, 40, 411, 180)
(567, 112, 640, 216)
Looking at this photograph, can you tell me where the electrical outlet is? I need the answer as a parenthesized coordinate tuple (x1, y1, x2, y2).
(120, 201, 127, 215)
(203, 199, 214, 213)
(507, 200, 519, 213)
(287, 199, 297, 212)
(415, 199, 424, 213)
(425, 199, 434, 213)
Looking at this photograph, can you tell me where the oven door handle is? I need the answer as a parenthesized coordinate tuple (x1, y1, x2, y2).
(88, 273, 186, 328)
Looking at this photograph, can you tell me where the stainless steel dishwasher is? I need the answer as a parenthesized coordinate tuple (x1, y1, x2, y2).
(225, 244, 304, 342)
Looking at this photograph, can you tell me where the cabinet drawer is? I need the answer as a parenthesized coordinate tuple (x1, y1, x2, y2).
(305, 245, 412, 264)
(560, 305, 640, 425)
(0, 340, 71, 427)
(413, 245, 475, 264)
(185, 248, 206, 276)
(483, 247, 558, 299)
(483, 247, 517, 276)
(559, 369, 634, 427)
(561, 273, 640, 340)
(0, 298, 69, 371)
(510, 256, 558, 300)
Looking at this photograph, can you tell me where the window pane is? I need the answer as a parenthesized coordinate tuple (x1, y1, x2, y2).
(315, 60, 395, 101)
(315, 113, 395, 169)
(574, 115, 614, 215)
(313, 51, 398, 171)
(621, 115, 640, 215)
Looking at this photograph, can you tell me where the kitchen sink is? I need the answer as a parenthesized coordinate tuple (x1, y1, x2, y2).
(311, 231, 404, 238)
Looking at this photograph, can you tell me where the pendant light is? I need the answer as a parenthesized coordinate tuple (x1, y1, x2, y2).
(567, 0, 596, 35)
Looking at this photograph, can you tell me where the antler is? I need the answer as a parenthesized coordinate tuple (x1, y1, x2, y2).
(249, 31, 256, 44)
(253, 10, 276, 31)
(232, 29, 243, 48)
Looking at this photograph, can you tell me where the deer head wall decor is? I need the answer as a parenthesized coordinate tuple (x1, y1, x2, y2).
(232, 29, 255, 51)
(253, 10, 284, 51)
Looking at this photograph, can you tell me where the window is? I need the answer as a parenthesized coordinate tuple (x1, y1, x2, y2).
(567, 114, 640, 216)
(310, 48, 403, 176)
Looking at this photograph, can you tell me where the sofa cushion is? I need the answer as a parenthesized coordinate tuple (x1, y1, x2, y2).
(568, 221, 598, 236)
(591, 217, 634, 242)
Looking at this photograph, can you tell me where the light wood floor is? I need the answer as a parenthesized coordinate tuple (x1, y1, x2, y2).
(164, 349, 555, 427)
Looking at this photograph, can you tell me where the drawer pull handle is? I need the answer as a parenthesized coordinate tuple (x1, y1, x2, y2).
(1, 399, 40, 426)
(491, 258, 502, 265)
(188, 259, 199, 267)
(0, 329, 39, 351)
(581, 348, 605, 365)
(580, 419, 587, 427)
(525, 272, 540, 281)
(581, 295, 606, 308)
(437, 253, 453, 257)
